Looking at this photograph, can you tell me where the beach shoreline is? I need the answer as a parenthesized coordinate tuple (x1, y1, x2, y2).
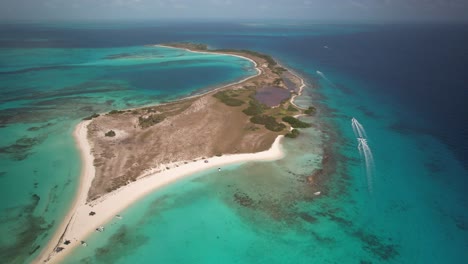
(155, 44, 262, 100)
(34, 120, 94, 264)
(107, 44, 262, 113)
(34, 44, 303, 264)
(36, 119, 284, 264)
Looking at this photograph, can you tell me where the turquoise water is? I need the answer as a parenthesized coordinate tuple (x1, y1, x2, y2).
(0, 45, 256, 263)
(310, 70, 467, 263)
(1, 22, 467, 263)
(64, 114, 329, 264)
(63, 68, 468, 264)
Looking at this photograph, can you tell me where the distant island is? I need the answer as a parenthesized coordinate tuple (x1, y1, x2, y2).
(36, 43, 315, 263)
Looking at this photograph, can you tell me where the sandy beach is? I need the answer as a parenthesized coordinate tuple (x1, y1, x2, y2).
(35, 44, 305, 264)
(36, 121, 284, 264)
(155, 44, 263, 99)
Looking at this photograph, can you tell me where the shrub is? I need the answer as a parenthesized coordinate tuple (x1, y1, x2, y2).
(83, 113, 99, 120)
(285, 129, 300, 138)
(250, 115, 285, 132)
(282, 116, 311, 128)
(273, 67, 287, 75)
(304, 106, 316, 115)
(243, 100, 266, 116)
(105, 130, 116, 137)
(273, 78, 282, 86)
(213, 91, 244, 106)
(250, 115, 273, 125)
(287, 105, 299, 112)
(139, 114, 166, 128)
(266, 122, 286, 132)
(108, 109, 125, 115)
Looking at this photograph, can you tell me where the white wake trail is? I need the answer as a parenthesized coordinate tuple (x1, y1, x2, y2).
(351, 117, 367, 139)
(358, 138, 375, 193)
(351, 117, 374, 194)
(316, 70, 335, 86)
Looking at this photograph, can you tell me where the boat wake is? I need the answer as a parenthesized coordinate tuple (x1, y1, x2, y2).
(352, 117, 367, 139)
(316, 70, 335, 86)
(351, 117, 375, 193)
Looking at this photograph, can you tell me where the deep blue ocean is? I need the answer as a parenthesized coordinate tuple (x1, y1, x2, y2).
(0, 21, 467, 263)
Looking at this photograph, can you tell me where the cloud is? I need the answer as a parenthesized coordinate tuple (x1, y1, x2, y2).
(1, 0, 468, 21)
(112, 0, 143, 6)
(167, 0, 188, 9)
(211, 0, 232, 5)
(348, 0, 369, 9)
(173, 4, 188, 9)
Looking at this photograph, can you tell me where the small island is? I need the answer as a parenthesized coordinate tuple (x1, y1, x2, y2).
(36, 43, 315, 264)
(86, 43, 312, 200)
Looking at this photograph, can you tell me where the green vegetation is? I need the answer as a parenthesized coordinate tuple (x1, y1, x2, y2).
(266, 122, 286, 132)
(272, 67, 287, 75)
(108, 109, 125, 115)
(250, 115, 286, 132)
(304, 106, 316, 115)
(139, 114, 166, 128)
(213, 91, 244, 107)
(273, 78, 282, 86)
(282, 116, 311, 128)
(277, 108, 288, 116)
(285, 129, 300, 138)
(243, 100, 267, 116)
(165, 42, 208, 50)
(105, 130, 116, 137)
(287, 105, 299, 112)
(188, 43, 209, 50)
(83, 113, 100, 120)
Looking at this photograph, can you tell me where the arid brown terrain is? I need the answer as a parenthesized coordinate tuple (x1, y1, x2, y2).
(85, 44, 309, 201)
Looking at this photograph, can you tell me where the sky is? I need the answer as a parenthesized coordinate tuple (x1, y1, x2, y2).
(1, 0, 468, 22)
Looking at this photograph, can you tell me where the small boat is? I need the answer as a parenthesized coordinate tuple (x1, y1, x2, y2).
(314, 191, 321, 196)
(115, 214, 123, 219)
(95, 226, 104, 232)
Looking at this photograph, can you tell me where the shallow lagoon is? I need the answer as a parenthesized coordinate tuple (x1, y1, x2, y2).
(0, 44, 256, 263)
